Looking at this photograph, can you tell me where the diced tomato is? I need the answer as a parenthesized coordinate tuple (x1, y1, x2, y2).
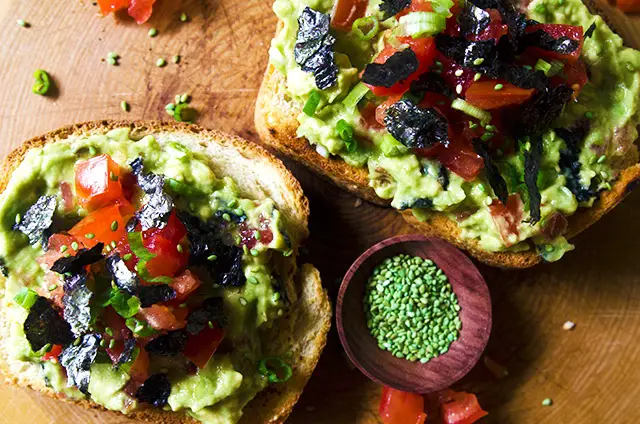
(437, 53, 476, 97)
(127, 0, 156, 24)
(238, 216, 274, 249)
(618, 0, 640, 12)
(438, 142, 484, 181)
(364, 37, 437, 97)
(124, 346, 150, 396)
(360, 102, 385, 130)
(183, 325, 225, 369)
(97, 0, 129, 15)
(143, 235, 189, 278)
(562, 59, 588, 100)
(488, 194, 523, 247)
(443, 2, 463, 36)
(170, 270, 201, 302)
(42, 344, 63, 361)
(69, 204, 129, 249)
(470, 10, 508, 42)
(38, 234, 84, 268)
(60, 182, 74, 212)
(440, 389, 488, 424)
(105, 306, 132, 340)
(524, 24, 583, 63)
(540, 212, 568, 241)
(331, 0, 368, 31)
(375, 95, 403, 127)
(75, 154, 124, 211)
(138, 305, 186, 331)
(465, 81, 535, 110)
(379, 386, 427, 424)
(143, 211, 187, 246)
(39, 273, 64, 309)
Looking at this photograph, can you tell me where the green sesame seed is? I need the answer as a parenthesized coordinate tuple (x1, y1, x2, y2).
(222, 213, 231, 222)
(110, 241, 117, 249)
(180, 93, 190, 103)
(208, 321, 214, 329)
(165, 103, 176, 111)
(177, 244, 184, 253)
(207, 254, 217, 261)
(584, 111, 594, 119)
(180, 12, 188, 22)
(156, 58, 166, 67)
(111, 220, 119, 231)
(473, 58, 484, 66)
(233, 208, 244, 216)
(597, 155, 606, 164)
(494, 83, 504, 91)
(60, 245, 68, 253)
(88, 146, 97, 156)
(48, 284, 58, 292)
(474, 73, 482, 82)
(239, 297, 247, 306)
(17, 19, 29, 27)
(109, 339, 116, 349)
(454, 69, 464, 77)
(180, 303, 188, 308)
(254, 231, 261, 240)
(120, 101, 129, 112)
(542, 398, 553, 406)
(172, 55, 181, 64)
(73, 337, 81, 346)
(250, 248, 259, 256)
(100, 338, 107, 348)
(123, 253, 133, 261)
(15, 213, 21, 224)
(71, 242, 79, 250)
(110, 171, 119, 181)
(148, 28, 158, 37)
(85, 233, 95, 239)
(105, 327, 114, 336)
(107, 56, 117, 66)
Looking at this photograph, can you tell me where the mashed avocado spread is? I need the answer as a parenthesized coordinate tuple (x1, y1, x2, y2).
(0, 128, 293, 424)
(269, 0, 640, 261)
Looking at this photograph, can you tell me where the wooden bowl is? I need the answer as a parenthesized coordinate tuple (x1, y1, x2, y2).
(336, 235, 491, 393)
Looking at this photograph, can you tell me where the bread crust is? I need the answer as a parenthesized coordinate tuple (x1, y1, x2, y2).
(254, 7, 640, 268)
(0, 120, 332, 423)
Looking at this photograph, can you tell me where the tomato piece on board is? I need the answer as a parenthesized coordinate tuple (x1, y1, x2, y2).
(138, 304, 186, 331)
(364, 37, 437, 97)
(75, 154, 124, 211)
(440, 389, 489, 424)
(42, 344, 63, 361)
(97, 0, 129, 15)
(488, 194, 524, 247)
(379, 386, 427, 424)
(465, 81, 535, 110)
(127, 0, 156, 24)
(332, 0, 368, 30)
(170, 270, 202, 302)
(69, 204, 129, 248)
(183, 325, 225, 369)
(524, 24, 583, 63)
(617, 0, 640, 12)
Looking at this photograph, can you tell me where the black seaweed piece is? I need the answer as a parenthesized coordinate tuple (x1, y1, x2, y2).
(23, 296, 74, 351)
(106, 254, 140, 295)
(516, 85, 573, 137)
(410, 72, 453, 98)
(13, 195, 57, 247)
(384, 99, 449, 149)
(466, 0, 499, 8)
(435, 35, 497, 71)
(136, 374, 171, 408)
(523, 136, 543, 223)
(473, 139, 509, 205)
(136, 189, 173, 231)
(62, 273, 93, 336)
(379, 0, 411, 19)
(129, 157, 164, 195)
(59, 333, 101, 394)
(556, 121, 598, 202)
(125, 216, 139, 233)
(186, 297, 227, 335)
(438, 165, 450, 190)
(50, 243, 105, 275)
(145, 330, 188, 357)
(458, 2, 491, 36)
(178, 211, 229, 263)
(362, 49, 419, 88)
(518, 30, 580, 56)
(491, 63, 548, 90)
(294, 7, 338, 90)
(398, 198, 434, 211)
(584, 22, 596, 39)
(114, 338, 137, 370)
(0, 256, 8, 277)
(217, 246, 246, 287)
(137, 285, 176, 308)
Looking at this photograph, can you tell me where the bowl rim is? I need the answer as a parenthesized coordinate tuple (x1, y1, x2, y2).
(336, 234, 492, 393)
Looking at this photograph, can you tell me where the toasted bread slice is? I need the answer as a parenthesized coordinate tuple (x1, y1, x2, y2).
(0, 120, 332, 423)
(255, 2, 640, 268)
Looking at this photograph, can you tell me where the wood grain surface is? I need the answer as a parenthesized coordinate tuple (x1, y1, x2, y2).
(0, 0, 639, 423)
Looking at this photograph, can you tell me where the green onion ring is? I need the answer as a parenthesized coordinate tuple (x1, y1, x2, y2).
(352, 16, 379, 41)
(258, 356, 292, 383)
(32, 69, 51, 96)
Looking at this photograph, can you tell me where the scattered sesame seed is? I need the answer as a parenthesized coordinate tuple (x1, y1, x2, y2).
(111, 220, 119, 231)
(180, 93, 190, 103)
(250, 248, 259, 256)
(156, 58, 167, 67)
(123, 253, 133, 261)
(542, 398, 553, 406)
(207, 254, 217, 261)
(148, 28, 158, 37)
(354, 198, 363, 208)
(597, 155, 606, 164)
(563, 321, 576, 331)
(172, 55, 181, 64)
(456, 84, 463, 94)
(17, 19, 29, 28)
(180, 12, 188, 22)
(177, 244, 184, 253)
(71, 242, 79, 250)
(584, 111, 594, 119)
(165, 103, 176, 111)
(474, 73, 482, 81)
(239, 297, 248, 306)
(494, 83, 504, 91)
(454, 69, 464, 77)
(48, 284, 58, 292)
(120, 101, 129, 112)
(85, 233, 95, 239)
(473, 58, 485, 66)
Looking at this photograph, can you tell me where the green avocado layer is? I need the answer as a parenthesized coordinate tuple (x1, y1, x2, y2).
(269, 0, 640, 261)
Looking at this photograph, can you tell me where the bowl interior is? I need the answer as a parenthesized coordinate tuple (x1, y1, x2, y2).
(337, 235, 491, 393)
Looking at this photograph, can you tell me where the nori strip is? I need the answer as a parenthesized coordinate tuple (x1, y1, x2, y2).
(584, 22, 596, 39)
(294, 7, 338, 90)
(138, 285, 176, 308)
(13, 195, 57, 247)
(145, 330, 188, 357)
(398, 198, 434, 211)
(384, 99, 450, 149)
(473, 139, 509, 205)
(130, 157, 163, 195)
(23, 296, 74, 351)
(556, 121, 599, 202)
(362, 49, 419, 88)
(217, 246, 246, 287)
(186, 297, 227, 335)
(0, 256, 8, 277)
(114, 339, 137, 370)
(106, 254, 140, 295)
(523, 136, 543, 223)
(518, 30, 580, 56)
(62, 273, 93, 336)
(59, 333, 101, 394)
(136, 373, 171, 408)
(136, 189, 173, 231)
(410, 72, 453, 98)
(379, 0, 411, 19)
(125, 216, 139, 233)
(438, 165, 450, 190)
(435, 35, 497, 71)
(459, 2, 491, 36)
(515, 85, 574, 137)
(50, 243, 105, 275)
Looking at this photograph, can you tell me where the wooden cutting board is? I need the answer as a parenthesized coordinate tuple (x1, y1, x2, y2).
(0, 0, 639, 423)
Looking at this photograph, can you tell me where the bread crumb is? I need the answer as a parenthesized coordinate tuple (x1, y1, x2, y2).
(354, 198, 363, 208)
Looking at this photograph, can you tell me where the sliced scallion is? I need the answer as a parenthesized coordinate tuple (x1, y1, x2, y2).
(352, 16, 379, 41)
(429, 0, 455, 17)
(14, 287, 38, 309)
(380, 134, 409, 157)
(451, 98, 491, 123)
(336, 119, 357, 153)
(535, 59, 552, 75)
(547, 60, 565, 77)
(258, 357, 293, 383)
(342, 82, 370, 110)
(32, 69, 51, 95)
(303, 90, 321, 116)
(398, 12, 446, 38)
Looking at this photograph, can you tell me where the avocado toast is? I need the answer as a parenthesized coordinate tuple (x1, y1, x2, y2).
(255, 0, 640, 267)
(0, 121, 331, 424)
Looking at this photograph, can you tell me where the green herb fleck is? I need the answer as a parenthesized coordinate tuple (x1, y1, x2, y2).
(180, 12, 188, 22)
